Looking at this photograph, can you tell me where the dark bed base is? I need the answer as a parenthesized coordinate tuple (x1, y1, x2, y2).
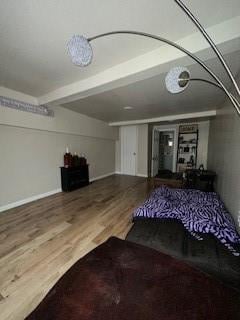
(126, 219, 240, 291)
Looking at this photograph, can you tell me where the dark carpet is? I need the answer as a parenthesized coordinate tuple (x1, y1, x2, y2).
(26, 237, 240, 320)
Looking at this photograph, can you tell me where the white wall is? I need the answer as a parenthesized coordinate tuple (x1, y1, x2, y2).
(208, 100, 240, 231)
(115, 139, 121, 173)
(0, 101, 117, 141)
(0, 89, 118, 210)
(196, 121, 210, 169)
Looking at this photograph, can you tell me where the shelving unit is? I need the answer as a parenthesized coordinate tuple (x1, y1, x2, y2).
(176, 124, 198, 172)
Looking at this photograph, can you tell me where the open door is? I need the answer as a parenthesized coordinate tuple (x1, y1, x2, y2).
(151, 128, 177, 177)
(151, 129, 160, 177)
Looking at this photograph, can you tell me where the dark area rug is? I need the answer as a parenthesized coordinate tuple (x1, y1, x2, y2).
(26, 237, 240, 320)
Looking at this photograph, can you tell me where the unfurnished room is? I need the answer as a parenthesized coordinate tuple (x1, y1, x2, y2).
(0, 1, 240, 319)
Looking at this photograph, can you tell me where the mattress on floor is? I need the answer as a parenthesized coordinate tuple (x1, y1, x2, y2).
(126, 219, 240, 291)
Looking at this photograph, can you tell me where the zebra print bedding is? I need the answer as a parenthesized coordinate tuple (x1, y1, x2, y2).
(133, 186, 240, 256)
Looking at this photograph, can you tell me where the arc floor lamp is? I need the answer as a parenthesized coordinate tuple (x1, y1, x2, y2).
(67, 0, 240, 116)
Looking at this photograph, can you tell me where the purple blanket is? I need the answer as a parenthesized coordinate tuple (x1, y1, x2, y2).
(133, 186, 240, 256)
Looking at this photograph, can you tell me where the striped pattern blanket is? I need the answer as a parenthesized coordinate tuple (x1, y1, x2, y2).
(133, 186, 240, 256)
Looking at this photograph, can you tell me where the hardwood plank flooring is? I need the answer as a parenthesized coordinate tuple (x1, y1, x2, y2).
(0, 175, 151, 320)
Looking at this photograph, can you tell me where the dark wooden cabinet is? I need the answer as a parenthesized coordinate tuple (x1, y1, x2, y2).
(60, 165, 89, 192)
(184, 169, 216, 192)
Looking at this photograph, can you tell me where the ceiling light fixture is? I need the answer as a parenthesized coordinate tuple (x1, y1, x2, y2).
(67, 0, 240, 116)
(123, 106, 133, 110)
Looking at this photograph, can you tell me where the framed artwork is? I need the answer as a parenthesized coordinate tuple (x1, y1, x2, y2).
(179, 124, 198, 134)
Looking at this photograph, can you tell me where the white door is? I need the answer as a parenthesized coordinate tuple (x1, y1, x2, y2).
(151, 129, 160, 177)
(120, 126, 138, 175)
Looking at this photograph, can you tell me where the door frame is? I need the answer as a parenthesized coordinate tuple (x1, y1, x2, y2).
(151, 128, 160, 177)
(151, 127, 177, 176)
(120, 125, 138, 176)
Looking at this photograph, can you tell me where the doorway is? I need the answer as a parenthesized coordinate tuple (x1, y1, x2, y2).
(151, 128, 177, 177)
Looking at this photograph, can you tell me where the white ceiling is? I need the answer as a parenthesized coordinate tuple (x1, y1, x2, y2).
(62, 50, 240, 122)
(0, 0, 240, 123)
(0, 0, 240, 96)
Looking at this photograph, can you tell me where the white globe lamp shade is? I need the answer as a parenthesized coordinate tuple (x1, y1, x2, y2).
(67, 35, 93, 67)
(165, 67, 190, 94)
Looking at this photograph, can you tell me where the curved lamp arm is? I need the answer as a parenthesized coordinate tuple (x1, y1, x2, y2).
(88, 30, 240, 115)
(175, 0, 240, 97)
(190, 78, 240, 114)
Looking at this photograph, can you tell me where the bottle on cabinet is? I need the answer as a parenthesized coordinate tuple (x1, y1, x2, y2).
(64, 147, 73, 168)
(79, 154, 87, 166)
(72, 152, 80, 167)
(63, 148, 87, 168)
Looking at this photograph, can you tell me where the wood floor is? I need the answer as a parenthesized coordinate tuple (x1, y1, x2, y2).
(0, 175, 151, 320)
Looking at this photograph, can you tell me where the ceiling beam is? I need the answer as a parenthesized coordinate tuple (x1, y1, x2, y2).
(37, 16, 240, 106)
(108, 110, 217, 126)
(0, 87, 38, 105)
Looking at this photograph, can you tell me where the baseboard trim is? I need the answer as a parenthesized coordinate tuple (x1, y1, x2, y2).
(137, 174, 148, 178)
(0, 188, 62, 213)
(0, 172, 130, 213)
(90, 172, 115, 182)
(114, 172, 148, 178)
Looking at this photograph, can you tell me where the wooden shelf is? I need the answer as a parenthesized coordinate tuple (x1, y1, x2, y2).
(177, 126, 199, 172)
